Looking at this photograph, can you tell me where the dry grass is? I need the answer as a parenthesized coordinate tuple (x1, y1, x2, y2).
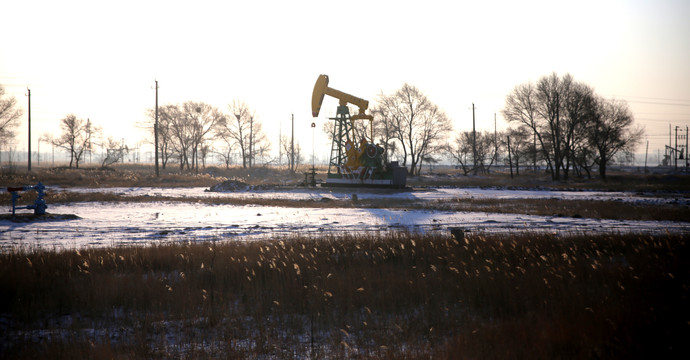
(410, 168, 690, 192)
(0, 164, 311, 188)
(424, 197, 690, 222)
(1, 232, 688, 359)
(3, 164, 690, 192)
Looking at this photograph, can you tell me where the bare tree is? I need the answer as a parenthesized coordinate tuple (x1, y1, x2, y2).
(504, 126, 531, 175)
(223, 101, 252, 168)
(448, 130, 499, 174)
(588, 97, 643, 179)
(146, 105, 176, 169)
(248, 120, 270, 166)
(371, 99, 400, 163)
(570, 137, 597, 178)
(446, 131, 474, 175)
(376, 84, 452, 175)
(503, 73, 600, 180)
(569, 110, 598, 178)
(0, 85, 23, 162)
(53, 115, 97, 168)
(281, 134, 303, 169)
(180, 101, 224, 172)
(503, 82, 544, 172)
(214, 125, 236, 169)
(504, 73, 645, 181)
(534, 73, 570, 180)
(279, 133, 290, 169)
(222, 101, 270, 168)
(560, 79, 597, 179)
(253, 135, 272, 165)
(163, 104, 193, 170)
(476, 131, 501, 173)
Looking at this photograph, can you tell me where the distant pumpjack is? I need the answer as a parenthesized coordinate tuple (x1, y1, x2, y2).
(311, 74, 406, 188)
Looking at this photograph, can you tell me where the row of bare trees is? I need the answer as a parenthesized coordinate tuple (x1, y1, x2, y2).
(39, 115, 129, 169)
(22, 99, 273, 171)
(366, 75, 642, 180)
(502, 73, 643, 180)
(446, 130, 501, 175)
(152, 101, 224, 171)
(1, 84, 295, 171)
(2, 84, 130, 169)
(1, 76, 644, 179)
(150, 100, 282, 172)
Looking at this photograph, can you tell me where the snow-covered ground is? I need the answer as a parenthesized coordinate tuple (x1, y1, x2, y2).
(1, 186, 688, 251)
(63, 185, 689, 205)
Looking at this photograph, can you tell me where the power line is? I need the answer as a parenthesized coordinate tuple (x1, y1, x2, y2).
(603, 94, 690, 109)
(637, 122, 690, 127)
(627, 100, 690, 107)
(607, 94, 690, 104)
(636, 111, 690, 116)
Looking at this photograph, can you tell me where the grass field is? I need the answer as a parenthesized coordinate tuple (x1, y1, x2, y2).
(1, 232, 688, 359)
(2, 163, 690, 191)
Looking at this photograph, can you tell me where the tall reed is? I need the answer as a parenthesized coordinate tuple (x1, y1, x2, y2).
(1, 232, 687, 358)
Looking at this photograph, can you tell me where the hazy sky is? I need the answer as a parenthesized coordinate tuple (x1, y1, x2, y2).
(2, 0, 689, 163)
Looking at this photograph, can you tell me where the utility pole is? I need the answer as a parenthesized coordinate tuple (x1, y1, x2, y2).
(644, 140, 649, 173)
(87, 118, 92, 164)
(664, 123, 673, 166)
(675, 126, 679, 170)
(249, 116, 254, 168)
(494, 113, 497, 167)
(154, 80, 159, 177)
(278, 122, 282, 166)
(472, 103, 477, 175)
(507, 135, 513, 179)
(291, 113, 295, 173)
(533, 128, 537, 171)
(26, 88, 31, 171)
(555, 92, 560, 180)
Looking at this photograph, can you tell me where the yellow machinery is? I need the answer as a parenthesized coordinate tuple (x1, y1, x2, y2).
(311, 74, 406, 188)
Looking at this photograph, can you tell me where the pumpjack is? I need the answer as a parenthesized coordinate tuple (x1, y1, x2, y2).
(311, 74, 406, 188)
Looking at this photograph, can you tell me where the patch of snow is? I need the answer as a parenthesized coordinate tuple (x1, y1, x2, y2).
(58, 185, 689, 206)
(1, 201, 687, 252)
